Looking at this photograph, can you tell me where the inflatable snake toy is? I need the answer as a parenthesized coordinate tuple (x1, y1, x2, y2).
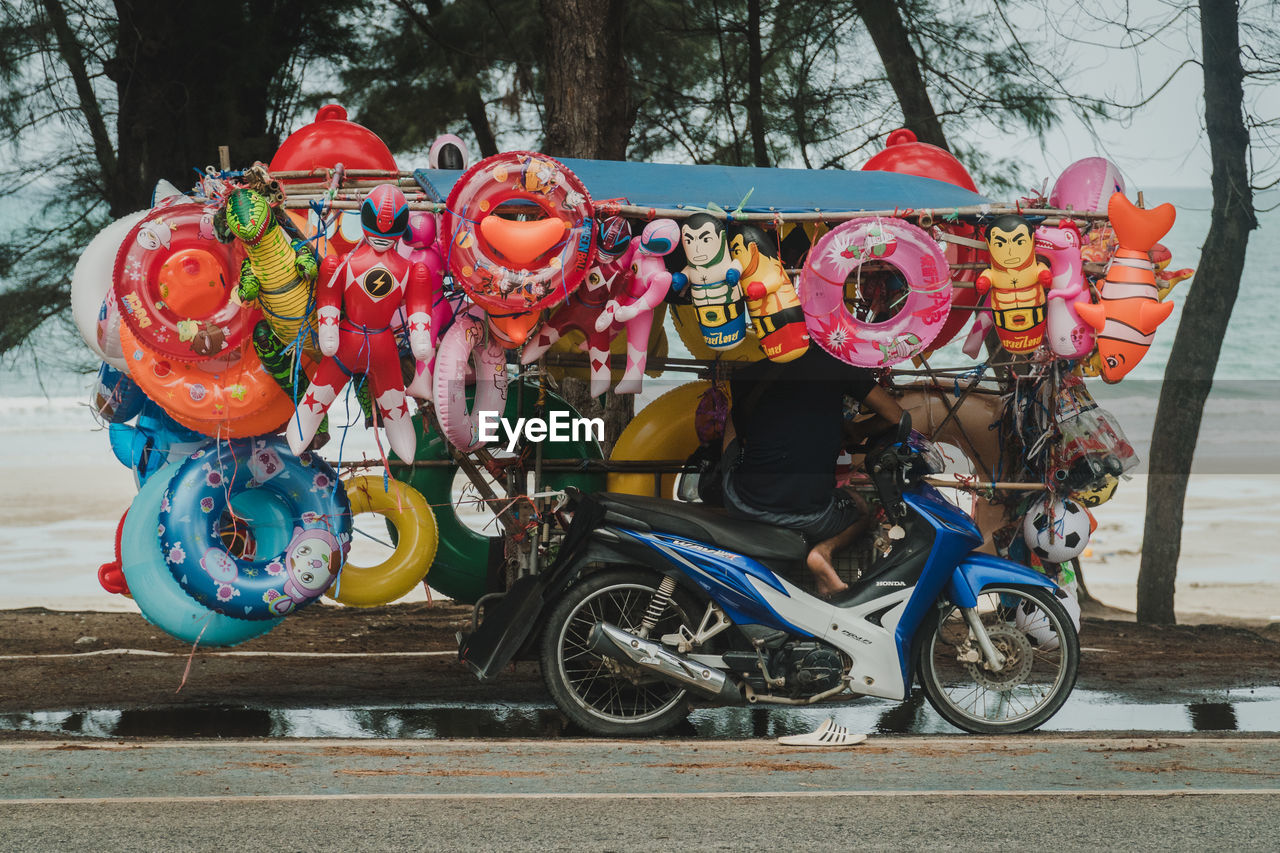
(215, 187, 319, 354)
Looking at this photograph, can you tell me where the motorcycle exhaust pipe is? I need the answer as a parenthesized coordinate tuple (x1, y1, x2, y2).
(587, 621, 743, 705)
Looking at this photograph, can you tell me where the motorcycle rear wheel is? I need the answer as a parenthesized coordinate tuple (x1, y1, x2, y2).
(916, 584, 1079, 734)
(541, 568, 703, 737)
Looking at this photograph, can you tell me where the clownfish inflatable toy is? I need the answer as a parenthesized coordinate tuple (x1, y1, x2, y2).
(1075, 193, 1176, 383)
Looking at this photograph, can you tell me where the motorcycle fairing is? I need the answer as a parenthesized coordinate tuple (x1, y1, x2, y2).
(619, 529, 815, 636)
(946, 553, 1058, 609)
(889, 486, 987, 691)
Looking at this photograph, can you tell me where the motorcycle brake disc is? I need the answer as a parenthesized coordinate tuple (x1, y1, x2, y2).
(965, 623, 1035, 691)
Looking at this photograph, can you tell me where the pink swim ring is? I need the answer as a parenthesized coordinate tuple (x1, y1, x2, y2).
(799, 217, 952, 368)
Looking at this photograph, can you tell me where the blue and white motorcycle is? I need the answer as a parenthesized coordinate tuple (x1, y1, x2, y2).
(460, 415, 1079, 736)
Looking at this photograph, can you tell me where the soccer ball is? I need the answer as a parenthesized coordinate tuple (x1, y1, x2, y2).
(1015, 587, 1081, 651)
(1022, 495, 1091, 564)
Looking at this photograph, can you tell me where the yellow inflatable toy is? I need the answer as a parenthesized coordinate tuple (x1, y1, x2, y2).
(328, 476, 438, 607)
(608, 381, 720, 499)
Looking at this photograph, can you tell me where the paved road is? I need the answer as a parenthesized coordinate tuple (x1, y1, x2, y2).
(3, 735, 1278, 849)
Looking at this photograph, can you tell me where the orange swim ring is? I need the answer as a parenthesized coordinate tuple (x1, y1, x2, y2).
(119, 324, 296, 438)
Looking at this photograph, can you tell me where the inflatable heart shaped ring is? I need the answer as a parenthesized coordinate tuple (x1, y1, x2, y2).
(443, 151, 596, 327)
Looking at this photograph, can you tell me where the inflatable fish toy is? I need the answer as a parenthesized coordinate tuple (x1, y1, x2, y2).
(1075, 193, 1176, 383)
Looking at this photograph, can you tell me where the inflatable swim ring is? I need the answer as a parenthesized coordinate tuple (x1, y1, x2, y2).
(114, 199, 256, 362)
(121, 460, 282, 646)
(98, 507, 131, 597)
(327, 476, 437, 607)
(390, 381, 604, 604)
(443, 151, 596, 318)
(73, 211, 147, 372)
(157, 436, 351, 620)
(608, 381, 715, 499)
(120, 325, 296, 438)
(799, 217, 952, 368)
(433, 308, 509, 452)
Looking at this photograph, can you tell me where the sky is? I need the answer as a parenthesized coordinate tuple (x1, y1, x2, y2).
(996, 0, 1277, 191)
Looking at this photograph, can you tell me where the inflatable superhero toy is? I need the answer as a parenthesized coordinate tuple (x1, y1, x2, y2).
(285, 185, 431, 459)
(522, 216, 636, 397)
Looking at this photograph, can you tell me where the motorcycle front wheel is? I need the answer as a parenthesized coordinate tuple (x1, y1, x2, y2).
(540, 568, 703, 737)
(915, 584, 1080, 734)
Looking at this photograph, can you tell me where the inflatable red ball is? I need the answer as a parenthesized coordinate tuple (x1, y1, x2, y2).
(860, 128, 978, 192)
(269, 104, 398, 182)
(270, 105, 399, 256)
(861, 128, 980, 354)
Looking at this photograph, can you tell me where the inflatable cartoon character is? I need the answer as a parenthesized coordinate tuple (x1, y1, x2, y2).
(671, 213, 746, 350)
(402, 212, 452, 400)
(1074, 193, 1177, 382)
(1033, 222, 1095, 359)
(521, 217, 636, 397)
(729, 225, 809, 363)
(286, 185, 431, 460)
(975, 215, 1051, 354)
(262, 527, 340, 615)
(597, 218, 679, 393)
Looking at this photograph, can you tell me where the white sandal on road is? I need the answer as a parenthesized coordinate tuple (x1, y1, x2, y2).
(777, 717, 868, 747)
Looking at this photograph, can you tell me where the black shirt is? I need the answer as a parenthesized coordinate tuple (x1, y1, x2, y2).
(729, 347, 876, 514)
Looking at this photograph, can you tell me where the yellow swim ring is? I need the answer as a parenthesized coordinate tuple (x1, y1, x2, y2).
(329, 476, 438, 607)
(608, 380, 726, 499)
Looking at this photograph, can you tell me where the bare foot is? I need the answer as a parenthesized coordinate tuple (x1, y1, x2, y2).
(807, 544, 849, 598)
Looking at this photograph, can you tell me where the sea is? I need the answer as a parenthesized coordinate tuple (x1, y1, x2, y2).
(2, 187, 1277, 614)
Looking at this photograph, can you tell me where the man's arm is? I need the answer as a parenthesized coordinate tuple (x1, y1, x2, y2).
(862, 386, 904, 425)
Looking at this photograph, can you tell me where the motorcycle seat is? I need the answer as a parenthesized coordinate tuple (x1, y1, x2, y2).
(590, 491, 811, 562)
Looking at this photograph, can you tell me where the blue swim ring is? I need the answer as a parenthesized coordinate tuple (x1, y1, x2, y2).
(158, 436, 352, 620)
(121, 460, 283, 646)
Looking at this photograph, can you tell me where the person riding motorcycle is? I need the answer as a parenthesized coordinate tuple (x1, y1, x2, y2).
(720, 346, 904, 598)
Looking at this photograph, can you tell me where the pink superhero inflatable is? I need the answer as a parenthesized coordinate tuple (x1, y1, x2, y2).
(521, 217, 637, 397)
(286, 185, 430, 460)
(403, 212, 454, 401)
(596, 218, 679, 393)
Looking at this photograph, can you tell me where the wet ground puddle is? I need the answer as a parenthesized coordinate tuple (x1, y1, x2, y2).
(4, 687, 1279, 739)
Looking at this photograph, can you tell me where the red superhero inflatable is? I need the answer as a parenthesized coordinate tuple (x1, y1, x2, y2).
(286, 185, 430, 460)
(521, 217, 636, 397)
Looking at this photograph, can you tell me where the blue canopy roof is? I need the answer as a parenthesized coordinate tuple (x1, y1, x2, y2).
(413, 158, 989, 214)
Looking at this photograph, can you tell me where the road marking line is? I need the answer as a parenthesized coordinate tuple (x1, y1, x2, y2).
(2, 736, 1276, 751)
(2, 789, 1278, 806)
(0, 649, 457, 661)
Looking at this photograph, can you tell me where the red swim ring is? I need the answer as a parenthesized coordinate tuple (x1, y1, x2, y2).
(114, 199, 256, 362)
(443, 151, 596, 317)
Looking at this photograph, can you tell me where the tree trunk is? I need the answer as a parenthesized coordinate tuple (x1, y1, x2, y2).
(1136, 0, 1256, 624)
(540, 0, 636, 449)
(539, 0, 633, 160)
(111, 0, 301, 208)
(413, 0, 500, 157)
(746, 0, 769, 167)
(855, 0, 949, 150)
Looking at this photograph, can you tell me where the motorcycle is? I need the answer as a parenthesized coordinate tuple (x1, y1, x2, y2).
(460, 414, 1079, 736)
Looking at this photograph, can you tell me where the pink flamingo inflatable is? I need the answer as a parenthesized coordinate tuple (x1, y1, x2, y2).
(1034, 222, 1095, 359)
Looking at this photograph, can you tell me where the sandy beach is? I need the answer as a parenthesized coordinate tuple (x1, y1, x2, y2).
(3, 387, 1278, 625)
